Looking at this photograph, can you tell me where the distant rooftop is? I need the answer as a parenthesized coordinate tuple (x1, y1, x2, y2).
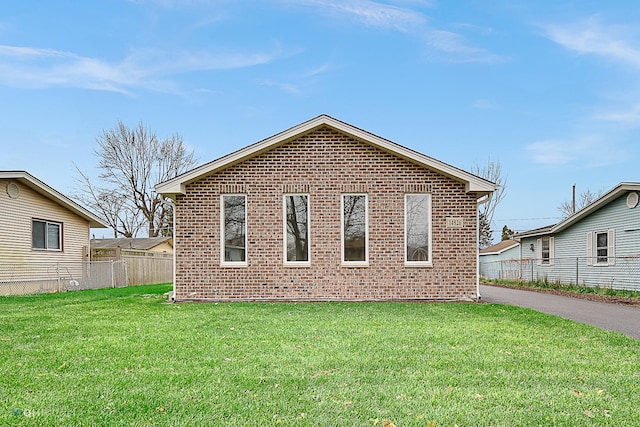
(91, 237, 172, 251)
(479, 239, 519, 255)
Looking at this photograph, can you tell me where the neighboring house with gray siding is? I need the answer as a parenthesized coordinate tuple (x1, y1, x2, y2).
(516, 182, 640, 291)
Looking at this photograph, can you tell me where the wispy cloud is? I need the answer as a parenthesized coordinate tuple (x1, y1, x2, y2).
(303, 63, 334, 78)
(0, 44, 288, 94)
(284, 0, 501, 62)
(423, 28, 503, 63)
(541, 17, 640, 68)
(542, 18, 640, 131)
(595, 103, 640, 128)
(525, 140, 575, 165)
(292, 0, 427, 32)
(257, 79, 300, 94)
(256, 62, 334, 95)
(525, 136, 627, 167)
(472, 99, 498, 110)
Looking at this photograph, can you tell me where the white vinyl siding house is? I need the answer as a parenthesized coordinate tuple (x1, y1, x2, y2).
(1, 172, 108, 295)
(0, 172, 107, 266)
(516, 183, 640, 290)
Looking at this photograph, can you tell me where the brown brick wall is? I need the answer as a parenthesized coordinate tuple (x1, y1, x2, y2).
(174, 127, 479, 301)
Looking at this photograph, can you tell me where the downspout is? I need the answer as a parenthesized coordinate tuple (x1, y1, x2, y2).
(476, 192, 493, 300)
(161, 198, 177, 302)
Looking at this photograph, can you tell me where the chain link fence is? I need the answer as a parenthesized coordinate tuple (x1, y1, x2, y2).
(480, 256, 640, 291)
(0, 261, 127, 296)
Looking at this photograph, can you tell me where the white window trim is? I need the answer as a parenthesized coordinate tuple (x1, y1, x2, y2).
(404, 194, 432, 267)
(595, 231, 608, 265)
(536, 236, 554, 266)
(587, 230, 615, 267)
(32, 219, 62, 251)
(220, 194, 248, 268)
(283, 194, 311, 267)
(341, 194, 369, 267)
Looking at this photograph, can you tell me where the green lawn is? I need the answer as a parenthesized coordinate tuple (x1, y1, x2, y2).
(1, 285, 638, 426)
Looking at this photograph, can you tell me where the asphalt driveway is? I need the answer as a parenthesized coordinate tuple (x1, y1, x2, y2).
(479, 284, 640, 339)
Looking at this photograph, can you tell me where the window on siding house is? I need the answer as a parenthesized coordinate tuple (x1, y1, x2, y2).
(32, 219, 61, 250)
(405, 194, 432, 265)
(541, 237, 550, 264)
(342, 194, 368, 264)
(284, 194, 310, 264)
(587, 230, 615, 266)
(596, 232, 609, 264)
(536, 236, 554, 266)
(221, 195, 247, 265)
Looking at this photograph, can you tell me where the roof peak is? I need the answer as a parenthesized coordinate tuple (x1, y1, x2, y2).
(156, 115, 497, 198)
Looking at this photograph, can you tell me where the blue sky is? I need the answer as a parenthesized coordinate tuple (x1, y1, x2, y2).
(2, 0, 639, 240)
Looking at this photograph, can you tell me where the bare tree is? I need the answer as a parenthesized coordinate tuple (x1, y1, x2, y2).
(471, 158, 507, 248)
(76, 168, 144, 237)
(558, 187, 603, 218)
(75, 121, 197, 237)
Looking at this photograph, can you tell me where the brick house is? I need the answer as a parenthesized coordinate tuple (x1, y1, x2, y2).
(156, 115, 496, 301)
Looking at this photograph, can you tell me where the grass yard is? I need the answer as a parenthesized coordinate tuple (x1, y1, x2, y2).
(1, 285, 638, 426)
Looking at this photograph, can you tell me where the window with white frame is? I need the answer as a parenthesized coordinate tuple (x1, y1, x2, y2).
(596, 232, 608, 264)
(536, 236, 554, 266)
(341, 194, 368, 264)
(32, 219, 62, 250)
(405, 194, 432, 265)
(541, 237, 550, 264)
(221, 195, 247, 265)
(284, 194, 309, 264)
(587, 230, 615, 266)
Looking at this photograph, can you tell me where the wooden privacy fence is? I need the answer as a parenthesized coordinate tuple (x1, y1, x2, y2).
(91, 248, 173, 286)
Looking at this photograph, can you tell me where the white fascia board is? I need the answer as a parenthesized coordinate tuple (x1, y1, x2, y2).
(551, 182, 640, 233)
(156, 117, 327, 196)
(495, 242, 520, 255)
(155, 115, 497, 198)
(479, 242, 519, 256)
(0, 170, 109, 228)
(325, 117, 496, 196)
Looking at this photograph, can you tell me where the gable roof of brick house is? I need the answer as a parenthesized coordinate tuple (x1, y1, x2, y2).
(156, 114, 496, 198)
